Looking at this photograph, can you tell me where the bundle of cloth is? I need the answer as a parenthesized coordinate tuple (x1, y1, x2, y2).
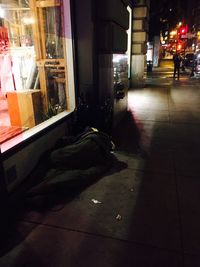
(26, 128, 116, 199)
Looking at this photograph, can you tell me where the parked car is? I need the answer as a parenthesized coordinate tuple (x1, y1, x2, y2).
(183, 52, 195, 68)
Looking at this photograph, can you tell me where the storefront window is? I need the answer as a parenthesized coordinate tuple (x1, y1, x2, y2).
(0, 0, 74, 146)
(45, 6, 64, 59)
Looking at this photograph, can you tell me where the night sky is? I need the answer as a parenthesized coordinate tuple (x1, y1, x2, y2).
(149, 0, 188, 40)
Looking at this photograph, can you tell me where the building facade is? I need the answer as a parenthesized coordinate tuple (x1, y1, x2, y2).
(0, 0, 149, 199)
(0, 0, 75, 195)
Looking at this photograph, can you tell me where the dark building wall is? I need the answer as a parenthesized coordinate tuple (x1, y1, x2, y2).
(0, 153, 6, 198)
(73, 0, 130, 131)
(193, 3, 200, 31)
(96, 0, 129, 53)
(73, 0, 96, 103)
(73, 0, 129, 95)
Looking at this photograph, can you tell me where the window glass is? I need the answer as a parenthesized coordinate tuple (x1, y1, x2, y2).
(0, 0, 71, 145)
(45, 6, 64, 59)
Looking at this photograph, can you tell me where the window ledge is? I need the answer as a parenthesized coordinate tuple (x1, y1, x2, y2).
(1, 110, 73, 154)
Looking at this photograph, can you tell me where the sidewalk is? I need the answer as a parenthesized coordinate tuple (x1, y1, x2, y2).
(1, 62, 200, 266)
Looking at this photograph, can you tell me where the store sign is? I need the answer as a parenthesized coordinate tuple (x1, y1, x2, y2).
(180, 34, 187, 39)
(181, 33, 195, 39)
(186, 33, 196, 39)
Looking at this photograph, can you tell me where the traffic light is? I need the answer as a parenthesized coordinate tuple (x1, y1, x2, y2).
(181, 28, 186, 34)
(179, 25, 188, 35)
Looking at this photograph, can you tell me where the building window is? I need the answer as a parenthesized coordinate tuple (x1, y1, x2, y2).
(0, 0, 75, 147)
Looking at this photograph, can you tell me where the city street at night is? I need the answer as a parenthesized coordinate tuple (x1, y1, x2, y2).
(1, 59, 200, 266)
(2, 0, 200, 266)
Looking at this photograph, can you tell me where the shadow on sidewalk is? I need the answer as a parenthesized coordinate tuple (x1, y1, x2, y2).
(112, 111, 142, 154)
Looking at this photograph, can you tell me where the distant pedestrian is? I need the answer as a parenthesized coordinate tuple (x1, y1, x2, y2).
(180, 54, 185, 71)
(173, 53, 181, 79)
(162, 50, 166, 58)
(190, 60, 197, 77)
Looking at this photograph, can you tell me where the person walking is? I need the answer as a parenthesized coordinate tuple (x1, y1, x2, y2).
(173, 53, 181, 79)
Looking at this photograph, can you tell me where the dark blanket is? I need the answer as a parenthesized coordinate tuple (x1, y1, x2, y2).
(27, 163, 112, 197)
(51, 129, 114, 169)
(26, 128, 115, 198)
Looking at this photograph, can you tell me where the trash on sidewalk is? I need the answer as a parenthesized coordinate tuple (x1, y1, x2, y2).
(116, 214, 122, 220)
(91, 199, 102, 204)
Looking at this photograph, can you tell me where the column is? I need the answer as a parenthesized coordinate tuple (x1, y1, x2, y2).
(130, 0, 150, 87)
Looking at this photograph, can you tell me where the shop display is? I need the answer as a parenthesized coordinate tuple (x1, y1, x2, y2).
(45, 6, 64, 59)
(30, 0, 68, 114)
(0, 26, 15, 96)
(0, 0, 69, 130)
(11, 47, 37, 91)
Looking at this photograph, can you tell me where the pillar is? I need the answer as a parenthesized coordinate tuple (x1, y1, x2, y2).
(130, 0, 150, 87)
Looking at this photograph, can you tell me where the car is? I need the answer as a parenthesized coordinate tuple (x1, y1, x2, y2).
(183, 52, 195, 68)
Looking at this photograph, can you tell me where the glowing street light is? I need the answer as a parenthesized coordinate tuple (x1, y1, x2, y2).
(177, 43, 182, 50)
(170, 30, 177, 36)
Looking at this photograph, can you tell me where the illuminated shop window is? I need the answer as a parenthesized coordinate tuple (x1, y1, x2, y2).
(0, 0, 74, 146)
